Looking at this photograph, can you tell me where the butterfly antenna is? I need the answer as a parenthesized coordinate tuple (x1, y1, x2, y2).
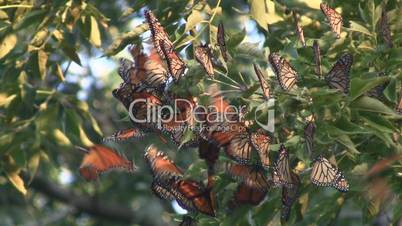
(75, 145, 89, 154)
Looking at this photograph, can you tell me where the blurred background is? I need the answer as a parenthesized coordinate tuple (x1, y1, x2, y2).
(0, 0, 401, 225)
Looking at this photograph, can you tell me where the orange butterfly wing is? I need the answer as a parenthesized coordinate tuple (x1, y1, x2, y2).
(144, 145, 183, 182)
(320, 3, 343, 38)
(227, 163, 269, 191)
(175, 180, 216, 217)
(103, 128, 145, 142)
(233, 183, 267, 206)
(79, 145, 134, 181)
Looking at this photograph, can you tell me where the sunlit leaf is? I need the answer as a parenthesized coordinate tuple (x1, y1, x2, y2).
(89, 16, 101, 47)
(6, 171, 27, 195)
(249, 0, 282, 31)
(55, 63, 65, 81)
(37, 50, 48, 80)
(185, 10, 203, 32)
(0, 33, 17, 59)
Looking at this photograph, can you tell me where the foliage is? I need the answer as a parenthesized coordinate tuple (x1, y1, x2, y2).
(0, 0, 401, 225)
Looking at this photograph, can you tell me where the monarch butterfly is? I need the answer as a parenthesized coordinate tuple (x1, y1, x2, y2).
(194, 44, 214, 78)
(326, 53, 353, 94)
(179, 216, 196, 226)
(232, 183, 267, 206)
(304, 122, 316, 157)
(151, 180, 202, 215)
(130, 91, 164, 130)
(320, 3, 343, 39)
(227, 163, 270, 191)
(78, 145, 135, 181)
(397, 89, 402, 114)
(151, 181, 182, 200)
(144, 10, 173, 59)
(313, 40, 322, 76)
(250, 129, 271, 168)
(253, 63, 271, 100)
(160, 40, 186, 81)
(366, 73, 388, 98)
(112, 82, 134, 109)
(161, 119, 188, 146)
(118, 58, 135, 83)
(144, 145, 183, 182)
(103, 128, 145, 142)
(269, 52, 298, 91)
(293, 12, 306, 47)
(125, 46, 169, 90)
(217, 22, 228, 62)
(202, 95, 245, 146)
(198, 139, 220, 172)
(172, 96, 198, 128)
(272, 145, 295, 187)
(225, 131, 254, 164)
(379, 9, 393, 48)
(311, 155, 349, 192)
(281, 172, 300, 221)
(174, 180, 216, 217)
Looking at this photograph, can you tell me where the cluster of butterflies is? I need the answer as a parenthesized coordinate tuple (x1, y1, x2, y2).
(77, 4, 401, 225)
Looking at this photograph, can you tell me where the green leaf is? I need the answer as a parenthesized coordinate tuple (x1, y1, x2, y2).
(89, 16, 101, 47)
(349, 21, 373, 36)
(361, 112, 396, 133)
(0, 33, 17, 59)
(334, 134, 360, 155)
(350, 76, 390, 100)
(227, 28, 246, 48)
(103, 23, 147, 56)
(351, 96, 402, 117)
(62, 45, 82, 66)
(185, 10, 203, 32)
(383, 79, 396, 102)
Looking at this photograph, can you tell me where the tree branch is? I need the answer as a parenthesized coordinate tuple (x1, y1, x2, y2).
(28, 175, 154, 225)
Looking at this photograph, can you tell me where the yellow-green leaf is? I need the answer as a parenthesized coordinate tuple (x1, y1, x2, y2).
(0, 94, 17, 107)
(38, 50, 48, 80)
(0, 34, 17, 59)
(90, 16, 101, 47)
(27, 153, 41, 184)
(79, 125, 93, 146)
(249, 0, 282, 31)
(185, 10, 203, 32)
(6, 171, 27, 195)
(103, 23, 147, 56)
(55, 63, 65, 81)
(349, 21, 373, 37)
(53, 129, 72, 146)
